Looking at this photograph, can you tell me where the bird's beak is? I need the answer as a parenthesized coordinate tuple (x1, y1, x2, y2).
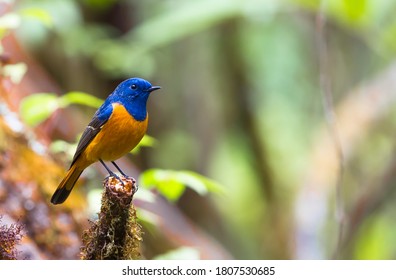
(147, 86, 161, 93)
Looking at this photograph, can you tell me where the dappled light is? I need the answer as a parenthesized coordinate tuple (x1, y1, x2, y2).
(1, 0, 396, 260)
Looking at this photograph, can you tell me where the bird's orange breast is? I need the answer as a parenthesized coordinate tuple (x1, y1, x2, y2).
(81, 102, 148, 163)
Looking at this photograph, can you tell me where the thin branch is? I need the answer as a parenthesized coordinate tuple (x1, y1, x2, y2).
(340, 153, 396, 257)
(316, 0, 346, 259)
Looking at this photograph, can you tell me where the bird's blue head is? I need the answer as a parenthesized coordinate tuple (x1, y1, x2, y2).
(110, 77, 161, 121)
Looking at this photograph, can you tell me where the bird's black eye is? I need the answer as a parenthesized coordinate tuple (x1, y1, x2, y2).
(131, 84, 137, 90)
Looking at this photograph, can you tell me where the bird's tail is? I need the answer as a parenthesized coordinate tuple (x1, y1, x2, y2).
(51, 165, 83, 205)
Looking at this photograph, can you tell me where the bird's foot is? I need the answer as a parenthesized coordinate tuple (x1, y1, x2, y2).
(120, 175, 138, 194)
(105, 173, 138, 194)
(106, 172, 125, 187)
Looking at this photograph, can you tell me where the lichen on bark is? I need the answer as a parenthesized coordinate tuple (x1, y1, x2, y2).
(80, 176, 142, 260)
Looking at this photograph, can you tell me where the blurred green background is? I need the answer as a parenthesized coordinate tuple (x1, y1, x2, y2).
(2, 0, 396, 259)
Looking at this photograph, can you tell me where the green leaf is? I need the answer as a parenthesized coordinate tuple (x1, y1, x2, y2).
(20, 8, 53, 28)
(341, 0, 368, 22)
(130, 134, 157, 154)
(139, 169, 224, 201)
(130, 0, 245, 50)
(58, 91, 103, 108)
(140, 169, 185, 201)
(154, 247, 200, 260)
(20, 91, 103, 127)
(354, 215, 396, 259)
(19, 93, 59, 126)
(173, 170, 225, 195)
(49, 139, 77, 158)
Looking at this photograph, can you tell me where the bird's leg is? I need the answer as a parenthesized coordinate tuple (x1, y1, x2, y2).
(112, 161, 138, 194)
(99, 159, 116, 176)
(111, 161, 128, 177)
(99, 159, 124, 186)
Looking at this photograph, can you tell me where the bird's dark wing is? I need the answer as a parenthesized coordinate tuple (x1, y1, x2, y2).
(70, 103, 113, 166)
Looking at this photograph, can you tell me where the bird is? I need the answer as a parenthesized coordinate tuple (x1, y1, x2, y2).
(51, 77, 161, 205)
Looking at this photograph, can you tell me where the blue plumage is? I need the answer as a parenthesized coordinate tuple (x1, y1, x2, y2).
(101, 78, 158, 121)
(51, 77, 160, 204)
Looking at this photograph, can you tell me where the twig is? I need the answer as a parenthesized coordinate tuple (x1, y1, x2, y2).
(341, 154, 396, 257)
(316, 0, 346, 259)
(80, 176, 142, 260)
(295, 61, 396, 258)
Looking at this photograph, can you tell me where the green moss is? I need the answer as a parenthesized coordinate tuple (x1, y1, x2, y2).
(80, 176, 142, 260)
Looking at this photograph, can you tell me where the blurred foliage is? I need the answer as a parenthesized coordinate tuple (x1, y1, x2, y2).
(2, 0, 396, 259)
(1, 62, 26, 83)
(140, 169, 224, 202)
(353, 213, 396, 259)
(154, 246, 200, 260)
(20, 91, 102, 126)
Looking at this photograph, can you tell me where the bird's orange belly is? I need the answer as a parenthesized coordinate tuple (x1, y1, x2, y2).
(82, 103, 148, 163)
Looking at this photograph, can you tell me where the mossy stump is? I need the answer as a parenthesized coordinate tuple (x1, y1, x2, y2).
(80, 176, 142, 260)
